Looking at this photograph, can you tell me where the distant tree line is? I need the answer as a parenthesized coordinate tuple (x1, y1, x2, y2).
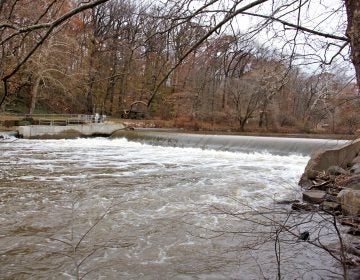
(0, 0, 359, 133)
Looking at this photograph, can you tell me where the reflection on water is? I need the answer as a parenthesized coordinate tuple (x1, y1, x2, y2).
(0, 136, 346, 279)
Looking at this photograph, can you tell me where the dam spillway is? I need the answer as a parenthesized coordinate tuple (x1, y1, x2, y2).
(111, 129, 348, 156)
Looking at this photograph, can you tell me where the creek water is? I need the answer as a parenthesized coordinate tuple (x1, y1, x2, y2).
(0, 132, 349, 279)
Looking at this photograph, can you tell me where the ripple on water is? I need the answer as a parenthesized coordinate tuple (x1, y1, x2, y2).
(0, 137, 345, 279)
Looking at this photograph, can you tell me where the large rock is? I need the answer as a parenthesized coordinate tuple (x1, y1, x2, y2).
(351, 156, 360, 166)
(291, 202, 316, 211)
(350, 163, 360, 175)
(303, 190, 326, 204)
(337, 189, 360, 216)
(327, 165, 350, 176)
(299, 138, 360, 187)
(339, 175, 360, 190)
(320, 201, 340, 211)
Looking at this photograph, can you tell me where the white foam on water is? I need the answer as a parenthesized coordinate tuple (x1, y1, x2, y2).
(0, 136, 343, 279)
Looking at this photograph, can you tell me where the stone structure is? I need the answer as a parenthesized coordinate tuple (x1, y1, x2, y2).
(299, 138, 360, 187)
(17, 123, 125, 139)
(297, 138, 360, 238)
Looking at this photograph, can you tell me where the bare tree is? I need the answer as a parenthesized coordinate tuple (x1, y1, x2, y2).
(143, 0, 357, 109)
(344, 0, 360, 86)
(0, 0, 111, 108)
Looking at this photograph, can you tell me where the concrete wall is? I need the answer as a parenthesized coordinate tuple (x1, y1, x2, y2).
(18, 123, 125, 139)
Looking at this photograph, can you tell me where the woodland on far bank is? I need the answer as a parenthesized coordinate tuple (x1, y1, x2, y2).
(1, 0, 360, 135)
(2, 64, 359, 136)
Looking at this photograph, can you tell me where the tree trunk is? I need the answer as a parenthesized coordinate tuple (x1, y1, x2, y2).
(86, 75, 95, 113)
(116, 70, 127, 114)
(345, 0, 360, 88)
(29, 76, 41, 115)
(105, 74, 115, 115)
(239, 117, 246, 131)
(258, 111, 265, 128)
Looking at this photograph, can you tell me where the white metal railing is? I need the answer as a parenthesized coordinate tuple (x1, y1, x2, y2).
(25, 114, 106, 126)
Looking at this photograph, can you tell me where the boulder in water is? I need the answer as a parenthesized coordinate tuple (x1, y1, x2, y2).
(291, 202, 316, 211)
(337, 189, 360, 216)
(303, 190, 326, 204)
(298, 231, 310, 241)
(320, 201, 340, 212)
(276, 199, 300, 205)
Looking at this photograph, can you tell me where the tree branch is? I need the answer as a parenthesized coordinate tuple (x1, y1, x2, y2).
(241, 11, 350, 42)
(0, 0, 111, 106)
(147, 0, 270, 107)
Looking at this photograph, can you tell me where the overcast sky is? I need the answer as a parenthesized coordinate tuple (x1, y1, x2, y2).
(185, 0, 353, 77)
(152, 0, 353, 78)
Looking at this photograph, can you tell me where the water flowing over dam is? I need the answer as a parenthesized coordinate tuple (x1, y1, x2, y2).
(112, 129, 347, 156)
(0, 132, 350, 279)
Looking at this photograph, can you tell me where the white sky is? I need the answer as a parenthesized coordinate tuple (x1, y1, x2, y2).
(148, 0, 354, 78)
(185, 0, 353, 77)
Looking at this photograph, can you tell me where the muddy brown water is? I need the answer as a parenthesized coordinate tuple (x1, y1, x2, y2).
(0, 133, 350, 279)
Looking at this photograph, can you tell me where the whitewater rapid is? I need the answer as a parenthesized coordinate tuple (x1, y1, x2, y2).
(0, 135, 347, 279)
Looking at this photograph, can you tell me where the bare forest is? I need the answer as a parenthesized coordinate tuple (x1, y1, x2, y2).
(1, 0, 359, 133)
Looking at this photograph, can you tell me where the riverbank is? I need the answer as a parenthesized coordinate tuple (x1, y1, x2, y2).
(293, 139, 360, 276)
(1, 113, 358, 140)
(116, 118, 357, 140)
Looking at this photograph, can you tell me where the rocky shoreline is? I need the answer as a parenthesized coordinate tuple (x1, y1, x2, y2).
(295, 139, 360, 271)
(298, 139, 360, 225)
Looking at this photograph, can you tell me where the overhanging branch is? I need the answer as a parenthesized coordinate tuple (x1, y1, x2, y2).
(147, 0, 270, 107)
(0, 0, 111, 107)
(241, 11, 349, 42)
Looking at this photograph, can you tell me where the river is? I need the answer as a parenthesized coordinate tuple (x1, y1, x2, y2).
(0, 131, 349, 279)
